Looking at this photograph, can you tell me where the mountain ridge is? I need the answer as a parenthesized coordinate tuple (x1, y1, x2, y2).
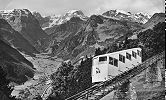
(144, 13, 165, 28)
(34, 10, 88, 30)
(33, 9, 151, 32)
(102, 9, 151, 24)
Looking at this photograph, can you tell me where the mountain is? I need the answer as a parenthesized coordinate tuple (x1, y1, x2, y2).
(4, 9, 145, 61)
(55, 10, 87, 25)
(32, 11, 51, 29)
(144, 13, 165, 28)
(102, 10, 151, 24)
(46, 17, 85, 57)
(34, 10, 88, 32)
(47, 14, 143, 61)
(0, 19, 39, 55)
(0, 9, 49, 51)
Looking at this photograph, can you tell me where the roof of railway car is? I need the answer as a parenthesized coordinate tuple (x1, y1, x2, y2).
(93, 47, 142, 59)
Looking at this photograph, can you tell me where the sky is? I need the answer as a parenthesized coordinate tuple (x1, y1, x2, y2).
(0, 0, 165, 16)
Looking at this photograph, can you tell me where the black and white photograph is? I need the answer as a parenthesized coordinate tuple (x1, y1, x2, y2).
(0, 0, 165, 100)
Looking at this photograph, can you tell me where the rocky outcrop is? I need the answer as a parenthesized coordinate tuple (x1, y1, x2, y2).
(145, 59, 164, 87)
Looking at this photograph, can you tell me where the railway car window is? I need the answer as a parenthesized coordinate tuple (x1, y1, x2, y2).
(99, 56, 107, 62)
(137, 50, 141, 57)
(114, 58, 118, 67)
(126, 52, 131, 60)
(109, 57, 114, 65)
(132, 51, 137, 58)
(119, 54, 125, 63)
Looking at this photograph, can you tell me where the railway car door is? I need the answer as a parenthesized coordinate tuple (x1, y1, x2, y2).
(108, 56, 120, 78)
(92, 56, 108, 83)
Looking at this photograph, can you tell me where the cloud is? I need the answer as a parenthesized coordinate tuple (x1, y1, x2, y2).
(0, 0, 164, 16)
(0, 0, 13, 9)
(92, 0, 165, 15)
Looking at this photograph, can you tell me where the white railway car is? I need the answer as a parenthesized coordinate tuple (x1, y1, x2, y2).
(92, 48, 142, 83)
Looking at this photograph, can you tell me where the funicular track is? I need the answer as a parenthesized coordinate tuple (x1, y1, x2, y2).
(65, 51, 165, 100)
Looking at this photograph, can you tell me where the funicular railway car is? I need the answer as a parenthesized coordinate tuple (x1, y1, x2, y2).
(92, 48, 142, 83)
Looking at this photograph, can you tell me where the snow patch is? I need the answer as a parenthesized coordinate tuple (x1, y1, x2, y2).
(67, 10, 79, 14)
(0, 10, 13, 14)
(116, 9, 131, 15)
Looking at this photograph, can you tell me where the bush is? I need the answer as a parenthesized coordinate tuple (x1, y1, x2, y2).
(50, 57, 92, 99)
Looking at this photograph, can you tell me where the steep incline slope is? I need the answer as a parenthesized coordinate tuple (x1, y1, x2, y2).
(0, 37, 35, 83)
(0, 19, 39, 55)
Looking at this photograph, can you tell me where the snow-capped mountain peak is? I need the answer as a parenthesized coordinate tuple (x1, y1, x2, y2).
(0, 9, 31, 18)
(43, 10, 87, 30)
(67, 10, 81, 14)
(50, 14, 61, 19)
(66, 10, 85, 16)
(133, 12, 151, 24)
(62, 10, 86, 22)
(115, 9, 131, 15)
(102, 9, 131, 17)
(102, 9, 151, 24)
(135, 12, 151, 19)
